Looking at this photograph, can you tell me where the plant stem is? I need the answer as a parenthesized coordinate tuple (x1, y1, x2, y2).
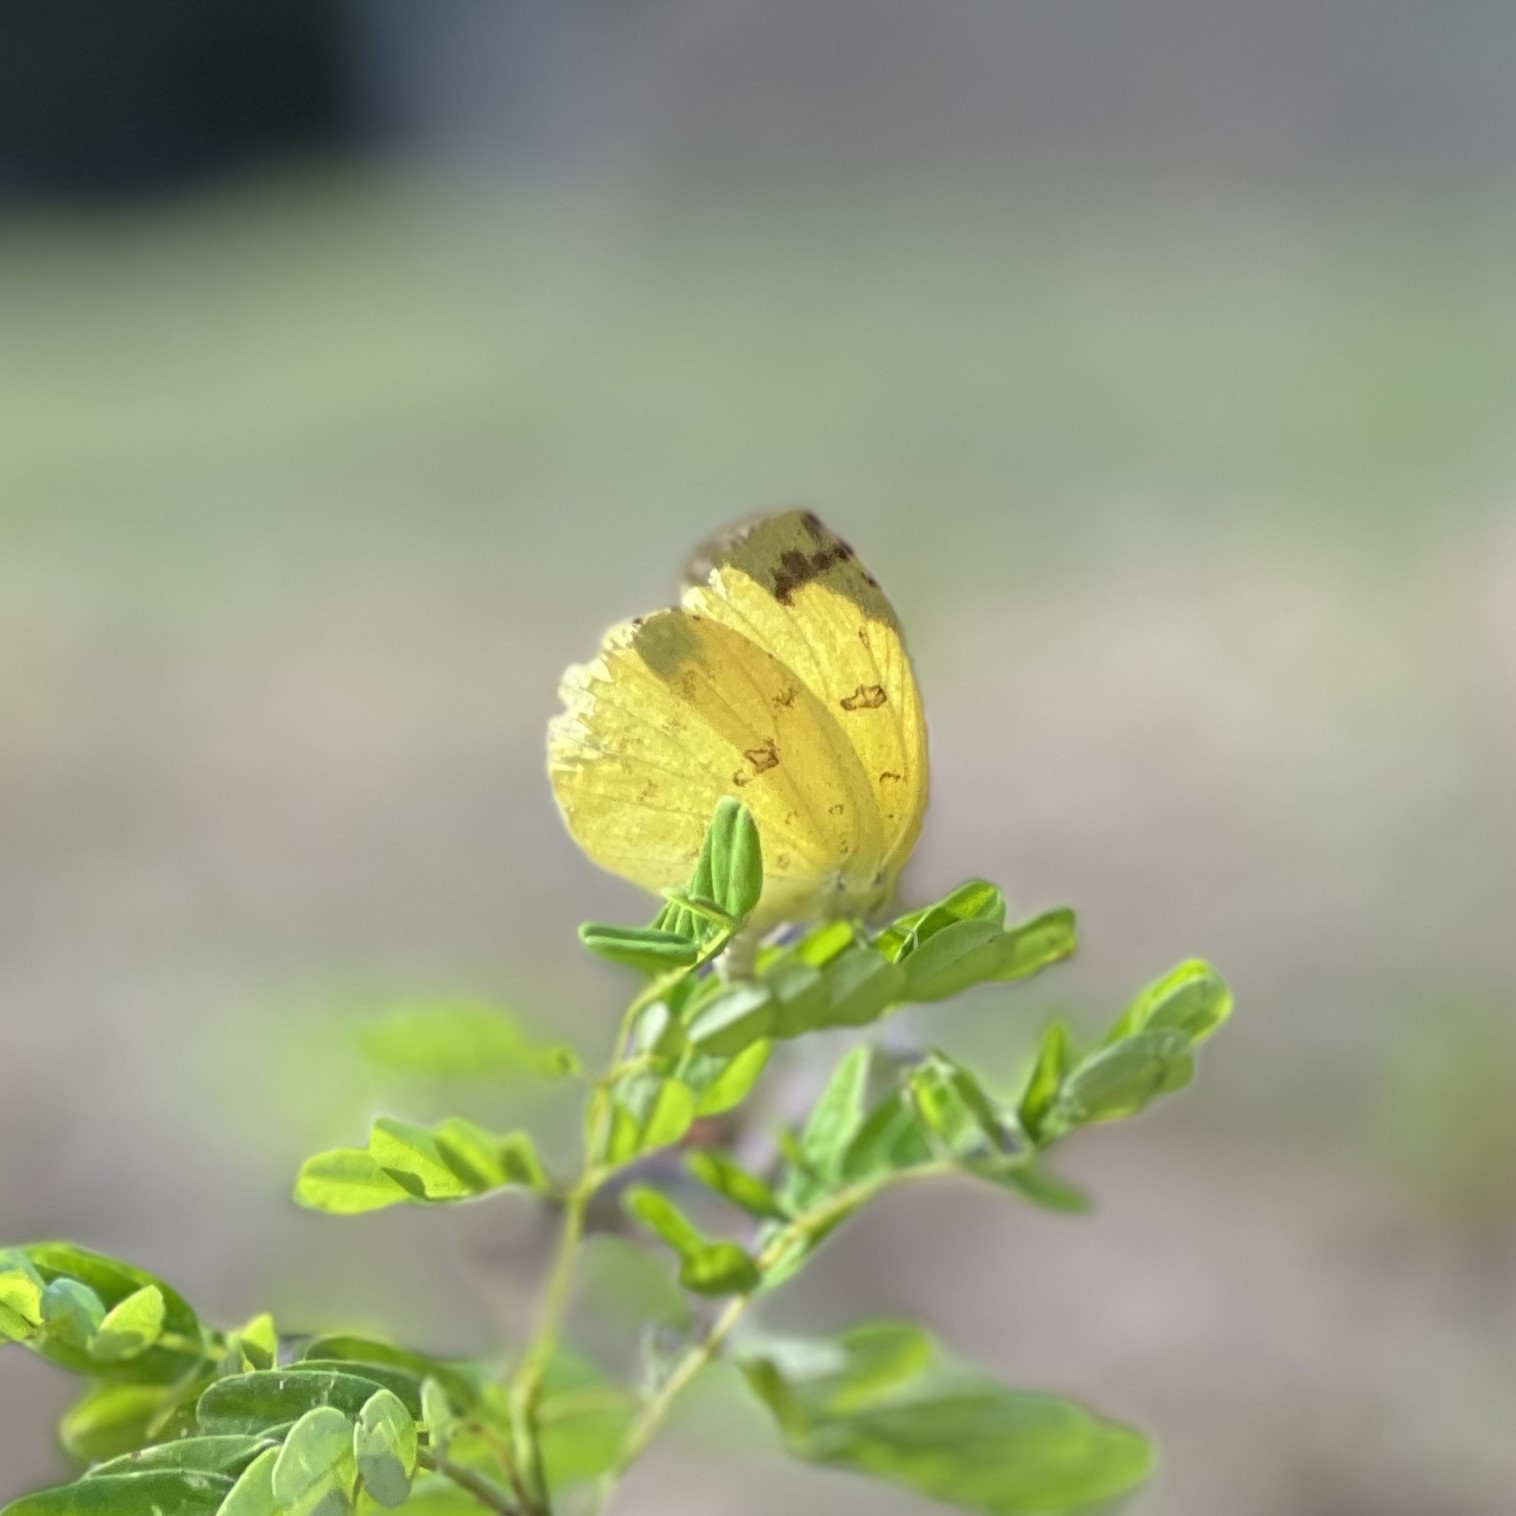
(589, 1164, 955, 1513)
(506, 960, 686, 1511)
(418, 1448, 521, 1515)
(592, 1293, 750, 1513)
(504, 924, 740, 1513)
(509, 1179, 591, 1512)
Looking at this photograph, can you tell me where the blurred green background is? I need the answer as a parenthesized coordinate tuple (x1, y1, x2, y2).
(4, 4, 1516, 1513)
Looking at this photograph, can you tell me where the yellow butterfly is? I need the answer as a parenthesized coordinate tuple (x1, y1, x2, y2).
(548, 511, 928, 925)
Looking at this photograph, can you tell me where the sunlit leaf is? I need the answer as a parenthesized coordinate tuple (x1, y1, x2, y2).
(1105, 959, 1231, 1047)
(683, 1040, 771, 1116)
(89, 1287, 166, 1365)
(295, 1120, 549, 1215)
(292, 1150, 409, 1216)
(0, 1250, 45, 1341)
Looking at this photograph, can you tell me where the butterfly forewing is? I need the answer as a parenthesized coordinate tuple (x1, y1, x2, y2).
(682, 511, 928, 878)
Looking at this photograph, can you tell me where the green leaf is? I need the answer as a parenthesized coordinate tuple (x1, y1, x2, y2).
(59, 1383, 177, 1464)
(579, 924, 699, 975)
(897, 908, 1078, 1004)
(1018, 1020, 1077, 1144)
(198, 1370, 404, 1436)
(293, 1362, 431, 1417)
(89, 1286, 166, 1365)
(810, 948, 905, 1031)
(292, 1150, 409, 1215)
(355, 1001, 581, 1080)
(354, 1389, 417, 1508)
(295, 1120, 549, 1215)
(217, 1447, 279, 1516)
(739, 1324, 1152, 1514)
(784, 919, 857, 969)
(799, 1046, 873, 1178)
(22, 1245, 197, 1329)
(685, 981, 774, 1057)
(837, 1088, 934, 1187)
(687, 1150, 789, 1221)
(18, 1244, 202, 1384)
(1054, 1029, 1195, 1128)
(271, 1407, 356, 1510)
(990, 907, 1079, 984)
(86, 1436, 271, 1479)
(875, 881, 1007, 960)
(623, 1188, 759, 1296)
(606, 1074, 696, 1164)
(624, 1188, 707, 1257)
(41, 1279, 106, 1350)
(989, 1162, 1093, 1214)
(745, 1322, 933, 1412)
(762, 961, 828, 1038)
(1105, 959, 1232, 1047)
(432, 1117, 522, 1193)
(223, 1312, 279, 1375)
(369, 1117, 476, 1200)
(0, 1473, 234, 1516)
(419, 1378, 457, 1457)
(684, 1040, 772, 1116)
(498, 1131, 552, 1190)
(536, 1354, 638, 1491)
(298, 1338, 480, 1413)
(706, 797, 764, 923)
(906, 1054, 1004, 1160)
(0, 1250, 45, 1341)
(678, 1243, 760, 1296)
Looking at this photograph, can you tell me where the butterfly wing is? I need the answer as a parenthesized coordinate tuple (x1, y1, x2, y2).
(681, 511, 928, 882)
(549, 607, 888, 923)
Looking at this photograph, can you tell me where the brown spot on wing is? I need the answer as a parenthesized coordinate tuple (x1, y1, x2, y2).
(771, 543, 853, 606)
(743, 740, 780, 774)
(840, 682, 888, 711)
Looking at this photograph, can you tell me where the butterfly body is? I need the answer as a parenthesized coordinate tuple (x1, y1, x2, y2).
(549, 512, 928, 925)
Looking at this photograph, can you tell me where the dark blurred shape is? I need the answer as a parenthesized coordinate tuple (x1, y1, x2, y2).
(0, 0, 348, 199)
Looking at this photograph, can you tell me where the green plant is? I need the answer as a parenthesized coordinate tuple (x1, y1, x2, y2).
(1, 792, 1230, 1516)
